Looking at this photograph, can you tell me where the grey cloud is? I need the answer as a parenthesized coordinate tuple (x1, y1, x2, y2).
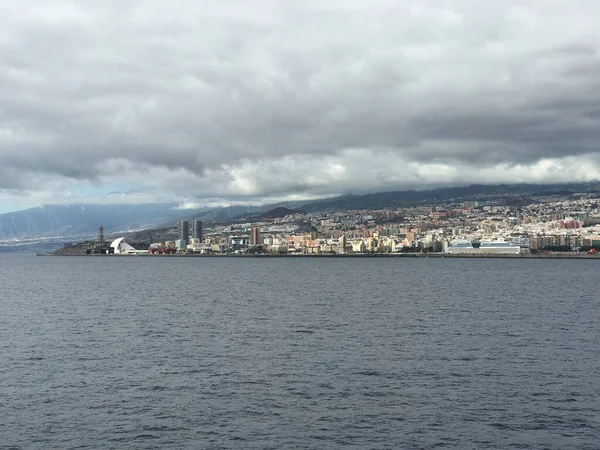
(1, 0, 600, 204)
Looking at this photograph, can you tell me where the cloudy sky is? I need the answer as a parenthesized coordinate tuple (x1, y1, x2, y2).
(1, 0, 600, 213)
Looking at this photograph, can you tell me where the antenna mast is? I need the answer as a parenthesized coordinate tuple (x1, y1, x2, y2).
(98, 224, 104, 244)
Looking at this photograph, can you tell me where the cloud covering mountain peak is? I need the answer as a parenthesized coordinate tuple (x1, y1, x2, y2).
(2, 0, 600, 211)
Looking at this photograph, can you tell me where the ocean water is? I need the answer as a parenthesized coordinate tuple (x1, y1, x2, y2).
(1, 254, 599, 449)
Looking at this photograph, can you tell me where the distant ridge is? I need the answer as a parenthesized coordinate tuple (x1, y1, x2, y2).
(0, 203, 181, 240)
(2, 182, 599, 241)
(260, 207, 306, 220)
(295, 182, 600, 213)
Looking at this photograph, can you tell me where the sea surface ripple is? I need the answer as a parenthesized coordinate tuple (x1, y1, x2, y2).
(1, 254, 599, 449)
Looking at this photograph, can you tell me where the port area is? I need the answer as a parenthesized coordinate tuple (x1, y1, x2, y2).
(37, 251, 600, 260)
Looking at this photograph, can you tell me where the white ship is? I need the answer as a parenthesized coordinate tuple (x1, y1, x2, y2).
(445, 239, 522, 254)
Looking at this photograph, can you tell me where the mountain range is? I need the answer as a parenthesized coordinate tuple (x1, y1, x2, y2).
(1, 182, 599, 246)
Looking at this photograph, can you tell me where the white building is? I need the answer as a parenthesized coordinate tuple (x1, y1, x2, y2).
(110, 238, 148, 255)
(352, 240, 367, 253)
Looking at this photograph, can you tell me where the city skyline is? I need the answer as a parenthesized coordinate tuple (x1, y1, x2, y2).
(55, 190, 600, 257)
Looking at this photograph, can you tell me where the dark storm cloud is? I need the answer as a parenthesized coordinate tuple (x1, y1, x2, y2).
(1, 0, 600, 206)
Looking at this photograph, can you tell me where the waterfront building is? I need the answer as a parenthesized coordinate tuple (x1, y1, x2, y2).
(442, 240, 449, 252)
(212, 243, 228, 253)
(584, 236, 600, 247)
(251, 226, 261, 246)
(193, 220, 203, 242)
(110, 238, 148, 255)
(339, 235, 346, 253)
(180, 220, 189, 247)
(231, 236, 250, 252)
(352, 240, 367, 253)
(270, 244, 289, 254)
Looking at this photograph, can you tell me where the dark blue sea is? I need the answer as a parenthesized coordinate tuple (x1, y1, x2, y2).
(1, 254, 599, 449)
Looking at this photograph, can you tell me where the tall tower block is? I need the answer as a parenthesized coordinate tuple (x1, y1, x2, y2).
(180, 220, 190, 246)
(193, 220, 203, 242)
(251, 226, 260, 246)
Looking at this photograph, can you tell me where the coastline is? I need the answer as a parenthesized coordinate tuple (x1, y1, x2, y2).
(36, 252, 600, 260)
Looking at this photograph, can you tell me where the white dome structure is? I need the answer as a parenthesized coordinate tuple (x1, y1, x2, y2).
(110, 238, 147, 255)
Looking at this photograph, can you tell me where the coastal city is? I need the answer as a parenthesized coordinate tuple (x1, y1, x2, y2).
(101, 191, 600, 257)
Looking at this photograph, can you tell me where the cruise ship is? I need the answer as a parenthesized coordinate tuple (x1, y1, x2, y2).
(445, 239, 522, 255)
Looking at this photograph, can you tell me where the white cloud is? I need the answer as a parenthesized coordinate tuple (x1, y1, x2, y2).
(1, 0, 600, 211)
